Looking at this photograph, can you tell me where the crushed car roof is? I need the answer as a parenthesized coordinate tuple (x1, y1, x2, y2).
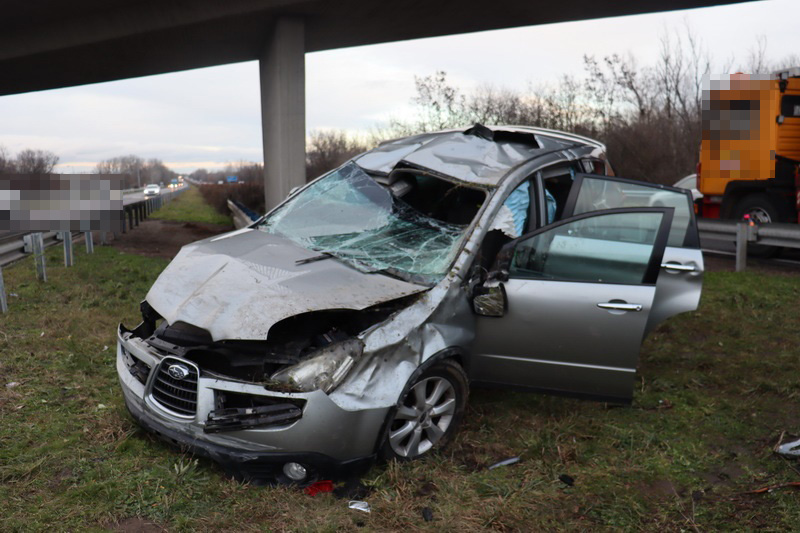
(354, 124, 605, 187)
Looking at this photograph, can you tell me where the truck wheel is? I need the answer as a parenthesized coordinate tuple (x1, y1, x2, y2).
(732, 194, 785, 257)
(379, 359, 468, 461)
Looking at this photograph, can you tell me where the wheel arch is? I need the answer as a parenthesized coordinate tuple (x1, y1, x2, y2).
(372, 347, 469, 457)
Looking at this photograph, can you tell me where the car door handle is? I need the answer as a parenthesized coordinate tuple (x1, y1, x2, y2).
(597, 302, 642, 312)
(660, 262, 696, 272)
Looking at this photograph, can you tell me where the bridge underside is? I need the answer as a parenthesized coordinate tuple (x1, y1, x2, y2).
(0, 0, 749, 209)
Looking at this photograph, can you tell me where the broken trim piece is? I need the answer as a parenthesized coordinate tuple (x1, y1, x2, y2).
(205, 404, 303, 433)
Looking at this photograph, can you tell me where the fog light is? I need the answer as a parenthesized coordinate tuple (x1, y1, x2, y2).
(283, 462, 307, 482)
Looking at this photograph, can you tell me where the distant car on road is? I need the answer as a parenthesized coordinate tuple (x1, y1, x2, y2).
(648, 174, 701, 209)
(673, 174, 701, 201)
(143, 184, 161, 197)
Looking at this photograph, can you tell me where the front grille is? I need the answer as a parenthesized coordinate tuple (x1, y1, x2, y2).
(150, 358, 199, 417)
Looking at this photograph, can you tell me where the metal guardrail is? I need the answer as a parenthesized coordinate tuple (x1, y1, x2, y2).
(119, 188, 183, 235)
(0, 188, 185, 268)
(0, 187, 186, 312)
(227, 199, 259, 229)
(698, 219, 800, 271)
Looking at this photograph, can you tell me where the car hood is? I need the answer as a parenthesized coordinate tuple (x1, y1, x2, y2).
(145, 228, 429, 341)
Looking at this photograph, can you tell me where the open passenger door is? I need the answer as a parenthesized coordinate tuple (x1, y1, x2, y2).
(560, 174, 704, 333)
(470, 207, 674, 402)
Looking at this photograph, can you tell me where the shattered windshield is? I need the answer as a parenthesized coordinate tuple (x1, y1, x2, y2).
(258, 163, 478, 285)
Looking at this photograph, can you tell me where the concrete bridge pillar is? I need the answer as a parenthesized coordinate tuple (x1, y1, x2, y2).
(260, 16, 306, 213)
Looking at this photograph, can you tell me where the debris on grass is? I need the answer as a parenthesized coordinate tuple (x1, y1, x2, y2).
(415, 480, 437, 497)
(421, 507, 434, 522)
(775, 435, 800, 457)
(333, 478, 371, 500)
(348, 500, 371, 513)
(559, 474, 575, 487)
(304, 480, 334, 496)
(744, 482, 800, 495)
(488, 457, 520, 470)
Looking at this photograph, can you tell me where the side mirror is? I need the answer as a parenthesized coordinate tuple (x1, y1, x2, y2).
(472, 283, 507, 317)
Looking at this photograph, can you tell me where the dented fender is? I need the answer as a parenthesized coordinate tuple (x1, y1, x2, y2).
(330, 278, 476, 411)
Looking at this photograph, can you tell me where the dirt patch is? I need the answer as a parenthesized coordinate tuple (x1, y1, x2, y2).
(48, 467, 74, 490)
(700, 464, 747, 489)
(108, 219, 233, 259)
(638, 479, 683, 500)
(110, 517, 166, 533)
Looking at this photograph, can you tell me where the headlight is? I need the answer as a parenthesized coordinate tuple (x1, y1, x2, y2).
(270, 338, 364, 393)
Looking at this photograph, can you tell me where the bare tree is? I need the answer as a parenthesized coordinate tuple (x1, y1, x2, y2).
(0, 146, 15, 173)
(96, 155, 144, 188)
(306, 130, 369, 180)
(379, 30, 778, 185)
(221, 161, 263, 183)
(773, 54, 800, 71)
(190, 168, 210, 182)
(15, 149, 59, 174)
(745, 35, 769, 74)
(403, 71, 469, 133)
(96, 155, 176, 188)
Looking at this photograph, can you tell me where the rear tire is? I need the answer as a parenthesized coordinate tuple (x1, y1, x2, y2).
(378, 359, 468, 461)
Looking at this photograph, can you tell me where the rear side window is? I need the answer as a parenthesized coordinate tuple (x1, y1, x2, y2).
(510, 211, 665, 285)
(567, 175, 694, 248)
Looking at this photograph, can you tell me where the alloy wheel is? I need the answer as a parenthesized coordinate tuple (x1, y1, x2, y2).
(388, 376, 456, 458)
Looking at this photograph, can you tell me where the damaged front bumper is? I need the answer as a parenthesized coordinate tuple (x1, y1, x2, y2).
(117, 325, 389, 483)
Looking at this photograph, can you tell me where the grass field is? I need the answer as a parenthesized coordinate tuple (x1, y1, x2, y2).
(2, 242, 800, 531)
(150, 186, 232, 226)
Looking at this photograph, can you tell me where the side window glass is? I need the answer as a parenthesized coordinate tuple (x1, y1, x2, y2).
(509, 211, 664, 285)
(781, 94, 800, 117)
(541, 167, 576, 224)
(571, 177, 691, 247)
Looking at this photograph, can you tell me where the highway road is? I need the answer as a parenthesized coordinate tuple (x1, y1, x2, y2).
(123, 185, 184, 205)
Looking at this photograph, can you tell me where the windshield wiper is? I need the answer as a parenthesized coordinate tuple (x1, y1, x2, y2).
(372, 266, 423, 284)
(295, 252, 334, 265)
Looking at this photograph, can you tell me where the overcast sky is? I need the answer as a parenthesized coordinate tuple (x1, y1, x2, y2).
(0, 0, 795, 174)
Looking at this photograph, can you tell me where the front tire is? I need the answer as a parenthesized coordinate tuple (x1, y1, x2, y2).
(379, 359, 468, 461)
(731, 194, 788, 257)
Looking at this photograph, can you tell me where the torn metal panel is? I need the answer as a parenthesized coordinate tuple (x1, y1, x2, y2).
(354, 132, 441, 175)
(355, 126, 603, 187)
(205, 404, 303, 433)
(331, 280, 476, 411)
(400, 132, 539, 186)
(145, 229, 428, 342)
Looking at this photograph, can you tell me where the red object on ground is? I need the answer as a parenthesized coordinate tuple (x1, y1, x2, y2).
(304, 480, 334, 496)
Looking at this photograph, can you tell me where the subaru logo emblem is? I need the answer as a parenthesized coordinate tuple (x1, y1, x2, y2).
(167, 364, 190, 380)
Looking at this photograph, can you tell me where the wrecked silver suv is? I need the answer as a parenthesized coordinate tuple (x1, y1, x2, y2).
(117, 125, 703, 483)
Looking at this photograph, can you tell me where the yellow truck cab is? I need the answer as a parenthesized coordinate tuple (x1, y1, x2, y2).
(698, 68, 800, 223)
